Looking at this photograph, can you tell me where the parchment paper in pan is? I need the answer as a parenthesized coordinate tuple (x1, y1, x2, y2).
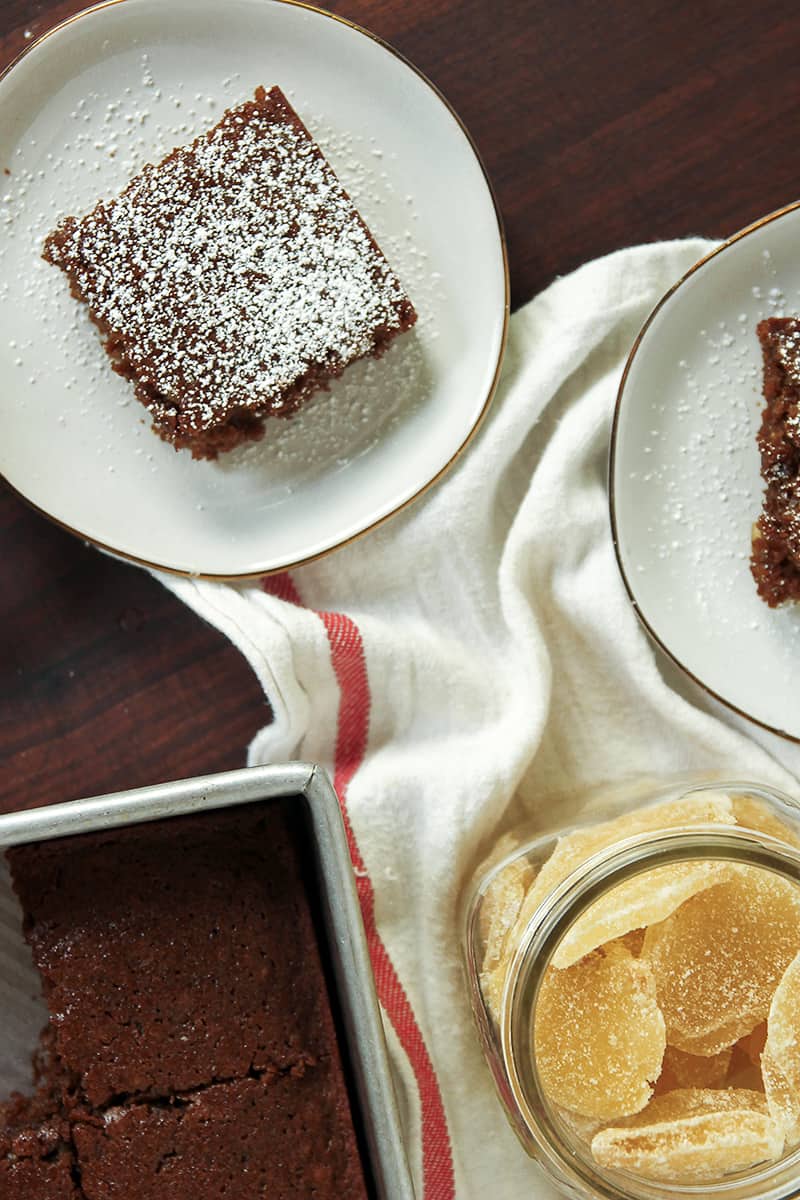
(0, 858, 48, 1098)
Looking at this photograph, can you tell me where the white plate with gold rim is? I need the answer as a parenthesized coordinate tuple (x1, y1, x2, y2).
(0, 0, 507, 578)
(611, 203, 800, 741)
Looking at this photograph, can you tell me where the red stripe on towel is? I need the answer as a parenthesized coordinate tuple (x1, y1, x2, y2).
(262, 571, 455, 1200)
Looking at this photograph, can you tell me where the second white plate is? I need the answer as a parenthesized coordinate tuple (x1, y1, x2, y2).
(0, 0, 507, 577)
(612, 203, 800, 741)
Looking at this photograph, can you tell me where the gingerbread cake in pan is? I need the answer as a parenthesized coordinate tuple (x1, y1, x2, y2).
(43, 85, 416, 460)
(0, 803, 369, 1199)
(751, 317, 800, 606)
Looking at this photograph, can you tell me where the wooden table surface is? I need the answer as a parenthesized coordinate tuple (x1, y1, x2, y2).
(3, 0, 800, 812)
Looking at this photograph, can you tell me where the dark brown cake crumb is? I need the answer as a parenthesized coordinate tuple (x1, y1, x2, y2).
(74, 1069, 367, 1200)
(751, 317, 800, 606)
(42, 85, 417, 459)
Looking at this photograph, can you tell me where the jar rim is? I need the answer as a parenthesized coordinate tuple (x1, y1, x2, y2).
(501, 821, 800, 1200)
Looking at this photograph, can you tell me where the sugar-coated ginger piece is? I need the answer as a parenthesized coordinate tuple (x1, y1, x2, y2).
(732, 793, 800, 849)
(643, 867, 800, 1056)
(478, 848, 537, 1023)
(553, 860, 732, 969)
(528, 792, 736, 916)
(763, 949, 800, 1144)
(534, 941, 665, 1120)
(477, 840, 537, 969)
(591, 1088, 783, 1182)
(519, 792, 737, 969)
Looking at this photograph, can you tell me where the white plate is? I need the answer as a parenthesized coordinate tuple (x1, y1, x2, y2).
(611, 203, 800, 741)
(0, 0, 507, 577)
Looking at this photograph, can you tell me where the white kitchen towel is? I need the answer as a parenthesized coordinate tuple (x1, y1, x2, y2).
(161, 238, 800, 1200)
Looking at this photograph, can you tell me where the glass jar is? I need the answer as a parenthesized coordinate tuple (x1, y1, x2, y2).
(462, 778, 800, 1200)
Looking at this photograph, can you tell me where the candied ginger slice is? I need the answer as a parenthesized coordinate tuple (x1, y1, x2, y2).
(534, 941, 665, 1120)
(552, 860, 731, 969)
(479, 959, 508, 1026)
(655, 1044, 732, 1095)
(732, 794, 800, 849)
(478, 855, 537, 1024)
(763, 949, 800, 1142)
(518, 792, 736, 956)
(479, 855, 536, 976)
(761, 1052, 796, 1143)
(591, 1088, 783, 1182)
(643, 867, 800, 1056)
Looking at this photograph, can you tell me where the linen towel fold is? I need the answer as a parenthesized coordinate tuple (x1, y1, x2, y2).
(160, 238, 800, 1200)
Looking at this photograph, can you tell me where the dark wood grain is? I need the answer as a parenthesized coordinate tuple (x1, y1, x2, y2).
(1, 492, 271, 810)
(3, 0, 799, 812)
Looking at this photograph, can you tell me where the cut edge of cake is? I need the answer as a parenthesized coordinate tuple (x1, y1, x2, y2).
(751, 316, 800, 606)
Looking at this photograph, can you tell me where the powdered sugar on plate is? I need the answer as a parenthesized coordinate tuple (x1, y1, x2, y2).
(1, 60, 427, 453)
(43, 85, 416, 450)
(0, 0, 506, 574)
(613, 216, 800, 737)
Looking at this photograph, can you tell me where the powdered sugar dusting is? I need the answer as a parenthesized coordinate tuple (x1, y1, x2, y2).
(0, 61, 430, 479)
(615, 226, 800, 732)
(43, 86, 414, 447)
(0, 18, 506, 577)
(773, 322, 800, 382)
(624, 246, 796, 625)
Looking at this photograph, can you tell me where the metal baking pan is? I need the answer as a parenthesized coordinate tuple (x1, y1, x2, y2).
(0, 762, 415, 1200)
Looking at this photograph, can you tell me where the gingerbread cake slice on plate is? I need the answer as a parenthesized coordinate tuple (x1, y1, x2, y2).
(43, 85, 416, 459)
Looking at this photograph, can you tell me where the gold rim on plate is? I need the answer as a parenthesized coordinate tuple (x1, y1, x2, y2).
(0, 0, 510, 581)
(609, 200, 800, 744)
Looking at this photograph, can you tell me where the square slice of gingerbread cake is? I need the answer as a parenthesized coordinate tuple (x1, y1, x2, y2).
(43, 85, 417, 459)
(751, 317, 800, 606)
